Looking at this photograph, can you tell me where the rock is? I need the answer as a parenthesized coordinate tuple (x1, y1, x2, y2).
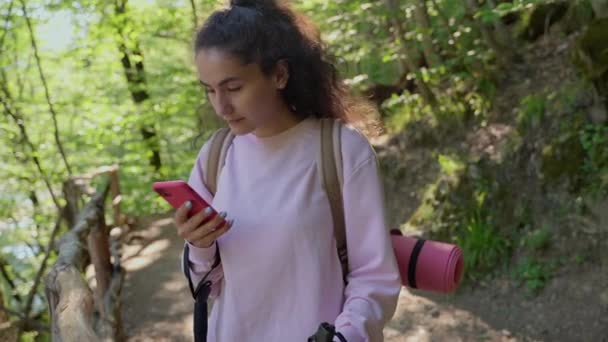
(557, 42, 569, 53)
(540, 132, 585, 185)
(591, 0, 608, 18)
(600, 289, 608, 307)
(430, 308, 440, 318)
(589, 104, 607, 124)
(583, 284, 593, 295)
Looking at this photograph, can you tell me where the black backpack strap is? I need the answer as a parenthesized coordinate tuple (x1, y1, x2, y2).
(183, 128, 233, 341)
(183, 243, 221, 342)
(307, 322, 348, 342)
(183, 243, 221, 298)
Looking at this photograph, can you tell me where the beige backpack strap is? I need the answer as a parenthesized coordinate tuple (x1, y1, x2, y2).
(205, 128, 235, 196)
(319, 118, 348, 281)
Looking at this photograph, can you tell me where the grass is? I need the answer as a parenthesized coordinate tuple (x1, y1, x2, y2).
(456, 206, 510, 280)
(517, 94, 546, 131)
(513, 256, 557, 296)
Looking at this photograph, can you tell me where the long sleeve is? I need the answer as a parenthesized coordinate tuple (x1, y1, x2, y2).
(182, 142, 225, 299)
(333, 156, 401, 342)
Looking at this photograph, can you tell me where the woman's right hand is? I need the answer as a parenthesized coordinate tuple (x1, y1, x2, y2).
(174, 201, 233, 248)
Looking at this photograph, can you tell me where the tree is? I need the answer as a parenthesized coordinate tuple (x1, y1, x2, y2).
(114, 0, 162, 171)
(465, 0, 518, 66)
(413, 0, 441, 68)
(382, 0, 437, 105)
(19, 0, 72, 175)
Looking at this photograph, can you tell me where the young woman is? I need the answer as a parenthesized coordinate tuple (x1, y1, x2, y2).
(174, 0, 401, 340)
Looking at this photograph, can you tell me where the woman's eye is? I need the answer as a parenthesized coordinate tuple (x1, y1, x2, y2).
(227, 86, 242, 92)
(206, 88, 215, 94)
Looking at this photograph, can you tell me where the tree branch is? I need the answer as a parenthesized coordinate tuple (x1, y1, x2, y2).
(430, 0, 451, 28)
(22, 213, 63, 321)
(0, 303, 24, 318)
(0, 0, 14, 50)
(19, 0, 72, 175)
(151, 32, 190, 44)
(0, 303, 50, 333)
(0, 258, 22, 304)
(0, 78, 62, 212)
(189, 0, 198, 31)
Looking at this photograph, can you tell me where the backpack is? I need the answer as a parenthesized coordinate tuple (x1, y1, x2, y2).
(184, 118, 463, 341)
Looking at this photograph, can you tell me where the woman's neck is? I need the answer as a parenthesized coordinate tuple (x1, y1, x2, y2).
(253, 106, 304, 138)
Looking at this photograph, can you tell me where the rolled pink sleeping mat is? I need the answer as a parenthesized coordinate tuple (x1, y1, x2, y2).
(390, 229, 464, 293)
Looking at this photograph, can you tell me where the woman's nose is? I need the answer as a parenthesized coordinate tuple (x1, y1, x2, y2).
(214, 92, 234, 116)
(214, 93, 234, 117)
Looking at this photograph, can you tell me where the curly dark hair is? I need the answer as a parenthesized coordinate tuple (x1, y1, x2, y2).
(194, 0, 381, 136)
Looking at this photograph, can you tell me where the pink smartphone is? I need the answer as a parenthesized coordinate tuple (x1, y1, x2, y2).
(152, 180, 223, 223)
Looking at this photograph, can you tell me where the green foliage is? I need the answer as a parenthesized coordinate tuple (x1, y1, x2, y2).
(455, 192, 511, 279)
(573, 254, 586, 265)
(517, 94, 546, 131)
(437, 153, 465, 176)
(579, 123, 608, 195)
(572, 18, 608, 80)
(512, 226, 559, 295)
(513, 256, 556, 295)
(383, 94, 433, 132)
(521, 227, 551, 251)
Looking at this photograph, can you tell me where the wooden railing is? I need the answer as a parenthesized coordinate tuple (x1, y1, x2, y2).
(45, 165, 127, 342)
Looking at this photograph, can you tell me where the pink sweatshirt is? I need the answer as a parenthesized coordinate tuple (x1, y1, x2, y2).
(186, 117, 401, 341)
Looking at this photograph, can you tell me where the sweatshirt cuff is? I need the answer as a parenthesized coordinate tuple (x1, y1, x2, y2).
(186, 241, 217, 265)
(335, 324, 364, 342)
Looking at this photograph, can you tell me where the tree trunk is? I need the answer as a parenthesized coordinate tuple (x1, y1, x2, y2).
(465, 0, 516, 66)
(487, 0, 515, 48)
(114, 0, 162, 171)
(413, 0, 441, 68)
(383, 0, 437, 105)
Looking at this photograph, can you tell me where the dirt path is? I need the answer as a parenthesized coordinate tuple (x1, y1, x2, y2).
(123, 218, 608, 342)
(121, 215, 194, 341)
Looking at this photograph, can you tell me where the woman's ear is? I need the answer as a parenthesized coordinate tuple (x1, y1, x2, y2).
(273, 60, 289, 90)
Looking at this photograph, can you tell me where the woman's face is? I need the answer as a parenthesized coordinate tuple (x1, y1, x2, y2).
(195, 48, 292, 136)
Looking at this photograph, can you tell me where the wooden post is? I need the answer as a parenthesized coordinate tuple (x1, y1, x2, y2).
(100, 229, 125, 341)
(46, 267, 99, 342)
(87, 212, 112, 315)
(45, 184, 109, 342)
(108, 165, 123, 228)
(62, 179, 82, 230)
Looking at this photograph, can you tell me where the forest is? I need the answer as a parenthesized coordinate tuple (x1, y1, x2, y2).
(1, 0, 607, 340)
